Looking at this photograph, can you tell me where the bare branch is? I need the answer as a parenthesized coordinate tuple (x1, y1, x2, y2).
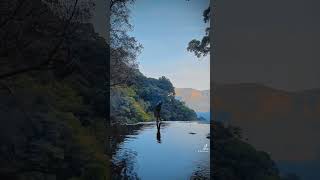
(0, 0, 80, 80)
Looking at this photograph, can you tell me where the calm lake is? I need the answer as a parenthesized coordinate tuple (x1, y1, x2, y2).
(111, 121, 210, 180)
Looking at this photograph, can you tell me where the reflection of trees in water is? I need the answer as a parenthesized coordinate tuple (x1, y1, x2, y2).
(107, 122, 169, 153)
(111, 148, 140, 180)
(107, 123, 145, 154)
(107, 122, 169, 179)
(105, 123, 142, 179)
(108, 122, 163, 179)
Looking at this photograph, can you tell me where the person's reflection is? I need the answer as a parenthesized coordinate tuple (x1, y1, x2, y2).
(156, 122, 161, 143)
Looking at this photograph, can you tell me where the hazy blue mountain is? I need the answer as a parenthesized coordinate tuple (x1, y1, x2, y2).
(196, 112, 210, 121)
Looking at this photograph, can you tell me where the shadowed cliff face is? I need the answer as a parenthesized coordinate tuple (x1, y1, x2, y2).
(175, 88, 210, 112)
(213, 83, 320, 162)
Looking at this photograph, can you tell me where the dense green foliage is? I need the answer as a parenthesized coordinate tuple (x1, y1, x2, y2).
(0, 1, 109, 179)
(0, 74, 109, 180)
(111, 71, 198, 123)
(187, 4, 210, 58)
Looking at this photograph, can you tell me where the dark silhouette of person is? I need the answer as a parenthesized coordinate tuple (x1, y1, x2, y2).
(154, 101, 162, 129)
(156, 126, 161, 143)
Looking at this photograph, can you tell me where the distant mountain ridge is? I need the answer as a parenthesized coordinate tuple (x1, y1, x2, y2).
(213, 83, 320, 160)
(212, 83, 320, 180)
(196, 112, 210, 121)
(175, 88, 210, 112)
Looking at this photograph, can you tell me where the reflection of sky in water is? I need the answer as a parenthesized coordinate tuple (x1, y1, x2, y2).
(112, 121, 210, 180)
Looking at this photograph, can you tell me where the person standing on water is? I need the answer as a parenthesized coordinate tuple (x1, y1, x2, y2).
(154, 101, 162, 129)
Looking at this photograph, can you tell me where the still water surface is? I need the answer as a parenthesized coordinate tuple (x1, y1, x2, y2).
(111, 121, 210, 180)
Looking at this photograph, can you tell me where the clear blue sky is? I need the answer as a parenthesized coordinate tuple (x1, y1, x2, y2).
(129, 0, 210, 90)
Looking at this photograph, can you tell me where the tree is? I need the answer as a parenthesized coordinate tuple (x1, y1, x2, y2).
(158, 76, 175, 96)
(187, 6, 210, 58)
(110, 0, 142, 87)
(0, 0, 95, 80)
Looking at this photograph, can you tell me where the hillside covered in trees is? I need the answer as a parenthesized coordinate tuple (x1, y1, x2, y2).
(110, 71, 198, 124)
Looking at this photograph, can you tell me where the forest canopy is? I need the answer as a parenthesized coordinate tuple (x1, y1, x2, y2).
(110, 71, 198, 124)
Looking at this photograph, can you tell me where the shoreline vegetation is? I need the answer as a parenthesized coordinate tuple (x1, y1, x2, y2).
(110, 71, 199, 124)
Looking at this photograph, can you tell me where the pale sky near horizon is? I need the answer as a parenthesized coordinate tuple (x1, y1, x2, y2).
(129, 0, 210, 90)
